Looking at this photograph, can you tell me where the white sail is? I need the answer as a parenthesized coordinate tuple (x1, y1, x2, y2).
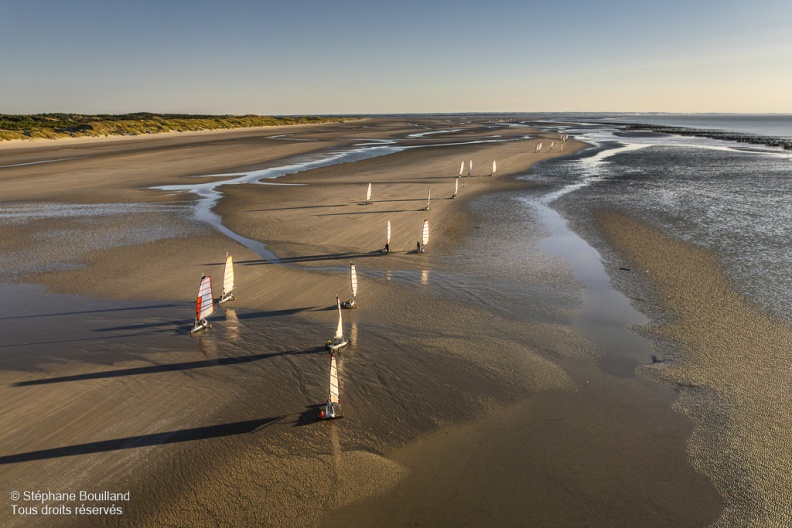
(549, 141, 555, 151)
(350, 263, 358, 298)
(329, 355, 340, 404)
(222, 254, 234, 297)
(387, 218, 391, 244)
(196, 276, 214, 321)
(366, 182, 372, 202)
(334, 296, 344, 340)
(454, 177, 459, 195)
(422, 219, 429, 246)
(459, 161, 464, 176)
(468, 159, 472, 176)
(492, 160, 497, 174)
(427, 187, 431, 208)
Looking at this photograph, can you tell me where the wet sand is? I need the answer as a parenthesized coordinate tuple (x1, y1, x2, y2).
(597, 210, 792, 528)
(0, 118, 724, 526)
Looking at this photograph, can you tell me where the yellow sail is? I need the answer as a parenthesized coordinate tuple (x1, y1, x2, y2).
(222, 254, 234, 297)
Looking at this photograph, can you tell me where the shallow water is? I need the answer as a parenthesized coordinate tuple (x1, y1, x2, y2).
(529, 128, 792, 325)
(601, 114, 792, 138)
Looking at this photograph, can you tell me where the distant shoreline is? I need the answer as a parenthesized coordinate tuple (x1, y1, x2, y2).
(613, 122, 792, 150)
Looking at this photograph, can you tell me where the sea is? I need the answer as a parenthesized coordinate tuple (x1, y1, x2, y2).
(523, 114, 792, 325)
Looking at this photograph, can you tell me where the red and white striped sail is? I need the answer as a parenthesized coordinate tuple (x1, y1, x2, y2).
(350, 263, 358, 298)
(329, 355, 340, 404)
(196, 276, 215, 320)
(422, 219, 429, 246)
(366, 182, 372, 202)
(386, 219, 391, 245)
(334, 296, 344, 340)
(222, 254, 235, 297)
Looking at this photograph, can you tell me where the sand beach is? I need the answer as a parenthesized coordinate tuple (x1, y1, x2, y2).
(0, 116, 764, 527)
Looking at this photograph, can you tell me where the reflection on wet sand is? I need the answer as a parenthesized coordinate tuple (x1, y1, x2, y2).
(224, 308, 242, 345)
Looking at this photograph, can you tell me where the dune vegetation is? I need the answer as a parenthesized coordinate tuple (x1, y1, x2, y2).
(0, 113, 352, 141)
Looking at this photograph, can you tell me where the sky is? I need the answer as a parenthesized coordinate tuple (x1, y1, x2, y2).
(1, 0, 791, 115)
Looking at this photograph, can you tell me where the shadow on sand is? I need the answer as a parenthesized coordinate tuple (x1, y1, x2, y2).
(96, 320, 186, 333)
(236, 251, 385, 266)
(315, 209, 410, 217)
(13, 348, 325, 387)
(0, 416, 286, 464)
(294, 404, 325, 427)
(0, 303, 184, 321)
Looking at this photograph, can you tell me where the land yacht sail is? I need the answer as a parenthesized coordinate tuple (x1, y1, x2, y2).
(382, 218, 391, 253)
(417, 219, 429, 253)
(341, 263, 358, 309)
(191, 275, 214, 333)
(326, 296, 349, 351)
(318, 354, 343, 420)
(218, 253, 235, 304)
